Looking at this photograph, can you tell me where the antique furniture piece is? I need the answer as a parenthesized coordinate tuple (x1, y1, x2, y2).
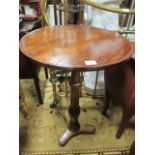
(19, 25, 133, 146)
(20, 21, 44, 105)
(19, 54, 43, 105)
(20, 1, 45, 104)
(102, 42, 135, 139)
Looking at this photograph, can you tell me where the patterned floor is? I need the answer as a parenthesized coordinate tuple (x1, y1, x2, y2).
(19, 68, 135, 155)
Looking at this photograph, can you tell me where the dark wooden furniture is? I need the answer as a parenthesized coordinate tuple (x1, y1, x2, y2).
(19, 25, 133, 146)
(129, 141, 135, 155)
(102, 42, 135, 139)
(19, 52, 43, 105)
(19, 10, 44, 104)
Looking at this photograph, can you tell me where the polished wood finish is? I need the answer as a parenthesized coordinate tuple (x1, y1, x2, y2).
(19, 10, 44, 104)
(19, 25, 133, 146)
(20, 25, 133, 71)
(103, 43, 135, 138)
(68, 71, 81, 131)
(19, 51, 43, 104)
(58, 71, 95, 146)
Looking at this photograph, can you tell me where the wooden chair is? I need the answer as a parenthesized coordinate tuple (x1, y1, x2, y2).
(102, 42, 135, 139)
(19, 3, 44, 104)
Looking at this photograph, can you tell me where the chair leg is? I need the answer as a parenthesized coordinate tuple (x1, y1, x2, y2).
(44, 67, 49, 79)
(116, 111, 132, 139)
(116, 93, 135, 139)
(129, 141, 135, 155)
(33, 76, 43, 104)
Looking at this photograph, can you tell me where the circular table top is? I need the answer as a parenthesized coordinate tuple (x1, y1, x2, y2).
(19, 25, 133, 71)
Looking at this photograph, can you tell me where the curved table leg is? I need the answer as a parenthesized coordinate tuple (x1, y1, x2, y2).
(58, 71, 96, 146)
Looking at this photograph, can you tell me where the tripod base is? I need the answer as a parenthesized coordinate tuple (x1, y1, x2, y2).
(58, 123, 96, 146)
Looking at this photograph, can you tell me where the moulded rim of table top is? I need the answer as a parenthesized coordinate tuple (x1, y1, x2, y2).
(19, 25, 134, 71)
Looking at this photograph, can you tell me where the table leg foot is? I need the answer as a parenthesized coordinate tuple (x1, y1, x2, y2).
(58, 123, 96, 146)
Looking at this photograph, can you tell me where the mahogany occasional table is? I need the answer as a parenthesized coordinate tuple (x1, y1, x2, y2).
(19, 25, 133, 146)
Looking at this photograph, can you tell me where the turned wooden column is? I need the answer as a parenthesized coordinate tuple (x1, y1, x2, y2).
(68, 70, 81, 131)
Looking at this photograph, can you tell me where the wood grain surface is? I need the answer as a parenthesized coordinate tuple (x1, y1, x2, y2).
(20, 25, 133, 71)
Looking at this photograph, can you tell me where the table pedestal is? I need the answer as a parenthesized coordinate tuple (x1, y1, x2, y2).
(58, 71, 96, 146)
